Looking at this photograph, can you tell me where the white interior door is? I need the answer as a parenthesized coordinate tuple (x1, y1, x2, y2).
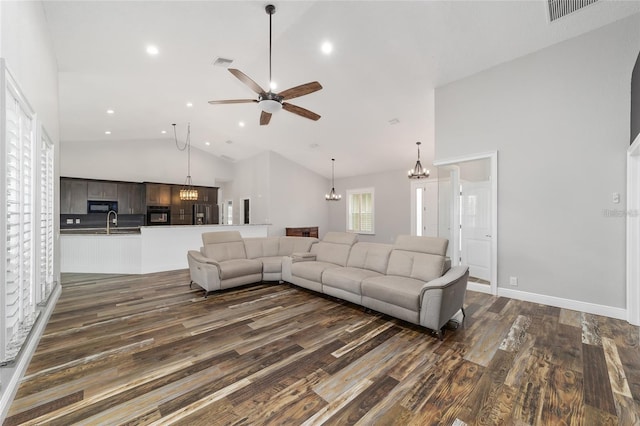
(460, 180, 491, 281)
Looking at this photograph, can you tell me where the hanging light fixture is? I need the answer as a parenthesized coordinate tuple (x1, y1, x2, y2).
(325, 158, 342, 201)
(173, 123, 198, 201)
(408, 141, 430, 179)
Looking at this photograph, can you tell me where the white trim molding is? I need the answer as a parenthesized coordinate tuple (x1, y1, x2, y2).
(498, 287, 627, 321)
(627, 134, 640, 325)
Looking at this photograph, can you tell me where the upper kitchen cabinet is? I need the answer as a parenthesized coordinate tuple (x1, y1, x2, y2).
(87, 181, 118, 200)
(117, 183, 145, 214)
(145, 183, 171, 206)
(60, 178, 88, 214)
(200, 187, 218, 205)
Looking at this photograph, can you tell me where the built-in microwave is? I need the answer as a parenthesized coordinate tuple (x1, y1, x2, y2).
(147, 206, 171, 225)
(87, 200, 118, 214)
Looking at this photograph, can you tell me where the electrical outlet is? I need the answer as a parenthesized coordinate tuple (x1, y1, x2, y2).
(75, 218, 80, 224)
(509, 276, 518, 286)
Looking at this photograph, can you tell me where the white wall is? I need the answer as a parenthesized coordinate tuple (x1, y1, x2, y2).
(0, 0, 60, 420)
(435, 14, 640, 310)
(329, 169, 412, 244)
(60, 139, 234, 186)
(268, 151, 329, 237)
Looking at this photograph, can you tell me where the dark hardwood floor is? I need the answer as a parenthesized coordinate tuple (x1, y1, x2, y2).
(4, 270, 640, 425)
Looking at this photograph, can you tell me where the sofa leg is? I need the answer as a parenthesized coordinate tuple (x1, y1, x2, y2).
(437, 329, 444, 341)
(189, 280, 194, 289)
(461, 307, 466, 319)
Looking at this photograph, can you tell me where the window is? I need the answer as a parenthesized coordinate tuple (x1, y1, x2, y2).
(38, 129, 55, 304)
(347, 188, 374, 234)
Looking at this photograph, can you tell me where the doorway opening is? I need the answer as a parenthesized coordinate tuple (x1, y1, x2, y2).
(434, 152, 498, 295)
(627, 135, 640, 325)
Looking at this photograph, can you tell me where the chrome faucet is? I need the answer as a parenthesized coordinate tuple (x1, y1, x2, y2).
(106, 210, 118, 235)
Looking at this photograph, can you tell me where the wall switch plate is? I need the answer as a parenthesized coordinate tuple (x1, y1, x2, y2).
(613, 192, 620, 204)
(509, 276, 518, 286)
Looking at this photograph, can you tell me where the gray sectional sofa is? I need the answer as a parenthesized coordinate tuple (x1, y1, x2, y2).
(188, 230, 469, 339)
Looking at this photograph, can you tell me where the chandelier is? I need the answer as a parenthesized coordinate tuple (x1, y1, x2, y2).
(408, 141, 430, 179)
(173, 123, 198, 201)
(325, 158, 342, 201)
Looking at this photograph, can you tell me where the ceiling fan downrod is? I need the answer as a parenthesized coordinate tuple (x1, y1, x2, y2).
(266, 4, 275, 91)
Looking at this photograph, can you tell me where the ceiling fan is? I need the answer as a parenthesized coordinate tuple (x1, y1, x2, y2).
(208, 4, 322, 126)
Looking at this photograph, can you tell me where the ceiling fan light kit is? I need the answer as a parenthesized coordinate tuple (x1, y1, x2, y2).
(208, 4, 322, 126)
(408, 141, 430, 179)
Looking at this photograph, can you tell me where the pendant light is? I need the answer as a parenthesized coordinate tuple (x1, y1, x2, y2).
(173, 123, 198, 201)
(325, 158, 342, 201)
(408, 141, 430, 179)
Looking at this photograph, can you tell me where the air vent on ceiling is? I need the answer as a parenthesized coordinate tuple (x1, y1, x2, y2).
(547, 0, 599, 22)
(212, 57, 234, 67)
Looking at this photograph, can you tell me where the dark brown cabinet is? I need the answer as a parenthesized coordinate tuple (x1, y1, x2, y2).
(117, 183, 145, 214)
(145, 183, 171, 206)
(170, 186, 193, 225)
(87, 181, 118, 200)
(60, 178, 88, 214)
(286, 227, 319, 238)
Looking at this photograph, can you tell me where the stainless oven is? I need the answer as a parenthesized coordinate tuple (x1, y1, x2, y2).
(146, 206, 171, 225)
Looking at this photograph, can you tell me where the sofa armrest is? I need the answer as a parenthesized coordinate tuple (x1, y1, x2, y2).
(419, 265, 469, 332)
(187, 250, 222, 294)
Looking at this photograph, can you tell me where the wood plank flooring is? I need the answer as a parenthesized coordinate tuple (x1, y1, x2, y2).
(4, 271, 640, 425)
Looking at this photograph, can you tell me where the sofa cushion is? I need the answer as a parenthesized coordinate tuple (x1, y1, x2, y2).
(394, 235, 448, 256)
(291, 261, 341, 282)
(361, 275, 425, 312)
(277, 236, 317, 256)
(244, 237, 280, 259)
(322, 267, 383, 295)
(346, 243, 393, 274)
(259, 256, 284, 274)
(201, 231, 248, 262)
(386, 251, 445, 283)
(218, 259, 263, 280)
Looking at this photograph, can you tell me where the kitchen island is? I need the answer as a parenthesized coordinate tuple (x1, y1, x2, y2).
(60, 224, 269, 274)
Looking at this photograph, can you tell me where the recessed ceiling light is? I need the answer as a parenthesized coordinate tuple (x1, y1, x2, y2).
(321, 41, 333, 55)
(269, 81, 277, 91)
(161, 130, 167, 134)
(106, 109, 115, 114)
(238, 121, 245, 127)
(146, 45, 159, 56)
(205, 141, 211, 146)
(186, 102, 193, 108)
(105, 131, 111, 135)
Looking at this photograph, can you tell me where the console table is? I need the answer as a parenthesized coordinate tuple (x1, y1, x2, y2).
(286, 226, 319, 238)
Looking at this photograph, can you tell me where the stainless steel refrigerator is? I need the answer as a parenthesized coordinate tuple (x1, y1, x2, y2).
(192, 204, 219, 225)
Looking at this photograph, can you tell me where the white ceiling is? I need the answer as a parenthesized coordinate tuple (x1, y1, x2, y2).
(42, 0, 640, 179)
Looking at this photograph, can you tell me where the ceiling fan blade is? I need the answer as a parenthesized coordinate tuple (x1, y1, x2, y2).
(208, 99, 257, 105)
(260, 111, 272, 126)
(228, 68, 266, 95)
(278, 82, 323, 100)
(282, 103, 321, 121)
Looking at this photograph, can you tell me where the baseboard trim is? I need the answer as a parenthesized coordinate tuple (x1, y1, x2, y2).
(497, 287, 627, 321)
(467, 282, 493, 294)
(0, 283, 61, 422)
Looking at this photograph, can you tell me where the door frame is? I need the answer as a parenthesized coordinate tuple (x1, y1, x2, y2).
(434, 151, 498, 295)
(627, 135, 640, 325)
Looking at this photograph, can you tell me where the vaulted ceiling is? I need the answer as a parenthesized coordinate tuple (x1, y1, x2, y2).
(43, 1, 640, 178)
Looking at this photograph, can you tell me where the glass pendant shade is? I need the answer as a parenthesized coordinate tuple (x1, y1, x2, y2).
(408, 141, 430, 179)
(325, 158, 342, 201)
(180, 176, 198, 201)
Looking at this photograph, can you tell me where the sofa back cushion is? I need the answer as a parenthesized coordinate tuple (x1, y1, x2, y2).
(311, 232, 358, 266)
(277, 236, 318, 256)
(201, 231, 247, 261)
(386, 235, 449, 282)
(244, 237, 280, 259)
(346, 242, 393, 274)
